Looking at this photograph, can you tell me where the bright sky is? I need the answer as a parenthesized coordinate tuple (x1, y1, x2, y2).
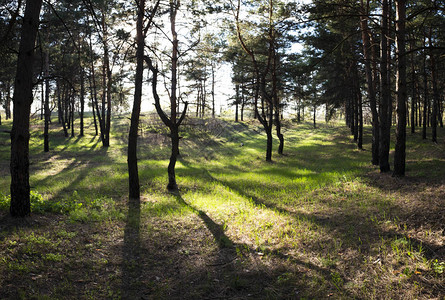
(28, 0, 313, 118)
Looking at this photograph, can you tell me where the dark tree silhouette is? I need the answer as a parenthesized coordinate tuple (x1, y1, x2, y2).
(393, 0, 407, 177)
(10, 0, 43, 217)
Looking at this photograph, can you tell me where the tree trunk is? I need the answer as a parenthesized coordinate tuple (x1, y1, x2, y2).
(147, 0, 187, 192)
(358, 90, 363, 150)
(79, 69, 85, 137)
(5, 82, 11, 120)
(44, 51, 50, 152)
(429, 30, 439, 143)
(91, 59, 105, 141)
(275, 109, 284, 154)
(235, 83, 239, 122)
(104, 57, 112, 147)
(71, 90, 75, 137)
(168, 126, 179, 191)
(360, 0, 379, 163)
(422, 39, 428, 140)
(266, 128, 272, 162)
(379, 0, 391, 172)
(57, 83, 68, 137)
(410, 37, 416, 134)
(211, 63, 215, 118)
(393, 0, 406, 177)
(40, 81, 44, 120)
(128, 0, 145, 200)
(354, 86, 359, 142)
(88, 74, 98, 136)
(241, 95, 245, 122)
(313, 104, 317, 129)
(10, 0, 43, 217)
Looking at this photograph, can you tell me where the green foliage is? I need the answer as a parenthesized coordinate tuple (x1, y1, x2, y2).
(431, 260, 445, 275)
(0, 190, 123, 222)
(69, 196, 124, 222)
(0, 192, 10, 210)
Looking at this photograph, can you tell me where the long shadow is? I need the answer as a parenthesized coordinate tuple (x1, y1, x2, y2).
(121, 197, 142, 299)
(173, 192, 234, 250)
(172, 165, 362, 298)
(31, 135, 128, 203)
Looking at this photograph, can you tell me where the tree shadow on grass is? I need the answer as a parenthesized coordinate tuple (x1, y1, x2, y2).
(173, 192, 234, 251)
(176, 162, 445, 297)
(121, 197, 143, 299)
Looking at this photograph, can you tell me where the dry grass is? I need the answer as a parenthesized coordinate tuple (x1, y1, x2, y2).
(0, 116, 444, 299)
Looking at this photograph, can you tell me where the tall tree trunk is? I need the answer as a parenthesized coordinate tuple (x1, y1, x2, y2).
(195, 85, 200, 117)
(0, 92, 2, 125)
(104, 55, 112, 147)
(422, 40, 428, 140)
(40, 81, 44, 120)
(275, 108, 284, 154)
(354, 86, 359, 142)
(241, 86, 245, 121)
(235, 83, 239, 122)
(88, 75, 98, 135)
(57, 83, 62, 124)
(313, 104, 317, 129)
(57, 83, 68, 137)
(71, 90, 75, 137)
(100, 46, 107, 145)
(358, 89, 363, 150)
(79, 69, 85, 137)
(128, 0, 145, 200)
(387, 0, 393, 127)
(211, 63, 215, 118)
(44, 51, 50, 152)
(266, 129, 273, 161)
(393, 0, 406, 177)
(270, 4, 284, 155)
(439, 97, 444, 128)
(147, 0, 188, 192)
(429, 29, 439, 143)
(5, 82, 11, 119)
(410, 40, 416, 134)
(379, 0, 391, 172)
(91, 59, 105, 141)
(100, 12, 111, 147)
(360, 0, 379, 163)
(10, 0, 43, 217)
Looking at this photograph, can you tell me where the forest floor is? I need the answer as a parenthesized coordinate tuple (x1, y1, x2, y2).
(0, 115, 444, 299)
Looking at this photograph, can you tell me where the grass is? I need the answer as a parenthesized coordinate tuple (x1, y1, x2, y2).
(0, 113, 444, 299)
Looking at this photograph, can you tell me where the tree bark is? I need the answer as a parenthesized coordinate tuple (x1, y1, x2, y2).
(429, 29, 439, 143)
(79, 69, 85, 137)
(147, 0, 187, 192)
(235, 83, 239, 122)
(422, 37, 428, 140)
(379, 0, 391, 172)
(360, 0, 379, 163)
(128, 0, 145, 200)
(393, 0, 406, 177)
(211, 63, 215, 118)
(44, 51, 50, 152)
(5, 82, 11, 120)
(410, 37, 416, 134)
(10, 0, 43, 217)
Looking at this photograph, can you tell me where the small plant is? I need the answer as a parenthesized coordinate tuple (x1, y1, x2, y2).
(0, 192, 10, 210)
(331, 271, 343, 291)
(44, 253, 64, 262)
(277, 272, 293, 285)
(431, 259, 445, 274)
